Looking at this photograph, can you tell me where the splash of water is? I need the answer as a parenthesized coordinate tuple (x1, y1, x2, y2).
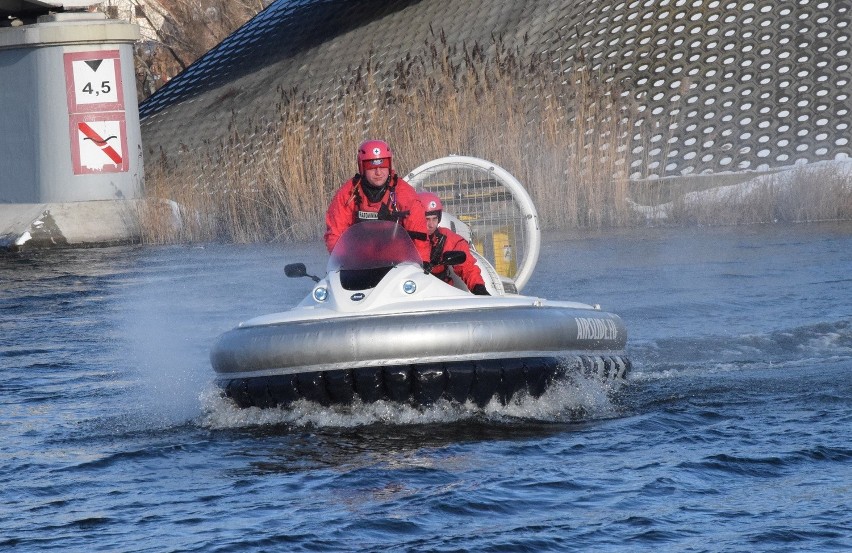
(197, 372, 625, 429)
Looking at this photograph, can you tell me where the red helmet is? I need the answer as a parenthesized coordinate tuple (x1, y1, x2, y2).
(419, 191, 443, 222)
(357, 140, 393, 175)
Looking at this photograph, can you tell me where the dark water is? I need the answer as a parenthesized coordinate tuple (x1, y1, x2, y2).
(2, 223, 850, 552)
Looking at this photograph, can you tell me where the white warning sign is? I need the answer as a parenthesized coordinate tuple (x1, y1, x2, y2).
(73, 58, 119, 105)
(69, 113, 129, 174)
(64, 50, 125, 113)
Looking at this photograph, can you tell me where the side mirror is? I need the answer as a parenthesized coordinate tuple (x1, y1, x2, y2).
(285, 263, 307, 278)
(285, 263, 321, 282)
(441, 250, 466, 266)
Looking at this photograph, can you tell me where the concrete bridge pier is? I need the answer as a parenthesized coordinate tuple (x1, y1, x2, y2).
(0, 5, 144, 250)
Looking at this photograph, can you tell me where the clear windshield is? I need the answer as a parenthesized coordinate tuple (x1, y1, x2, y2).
(327, 221, 422, 272)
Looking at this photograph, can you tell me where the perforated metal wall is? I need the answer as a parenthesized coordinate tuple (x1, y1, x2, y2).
(560, 0, 852, 177)
(140, 0, 852, 179)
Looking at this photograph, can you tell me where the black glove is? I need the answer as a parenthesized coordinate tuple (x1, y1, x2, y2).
(471, 284, 490, 296)
(377, 203, 410, 222)
(423, 261, 433, 274)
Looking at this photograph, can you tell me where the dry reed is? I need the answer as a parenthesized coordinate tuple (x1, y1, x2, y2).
(139, 35, 852, 244)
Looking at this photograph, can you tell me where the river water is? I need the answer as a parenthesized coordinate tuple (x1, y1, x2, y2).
(1, 223, 850, 552)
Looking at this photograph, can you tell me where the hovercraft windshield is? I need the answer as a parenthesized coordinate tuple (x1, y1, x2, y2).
(328, 221, 422, 290)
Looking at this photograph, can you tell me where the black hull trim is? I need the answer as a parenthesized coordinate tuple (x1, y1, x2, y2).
(218, 355, 631, 409)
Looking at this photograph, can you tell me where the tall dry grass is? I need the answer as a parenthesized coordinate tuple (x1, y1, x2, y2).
(140, 36, 640, 243)
(140, 34, 852, 244)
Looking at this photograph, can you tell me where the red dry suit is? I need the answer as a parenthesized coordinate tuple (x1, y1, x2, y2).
(324, 173, 431, 262)
(427, 227, 487, 293)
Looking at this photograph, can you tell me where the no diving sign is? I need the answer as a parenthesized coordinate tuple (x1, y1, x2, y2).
(69, 113, 129, 174)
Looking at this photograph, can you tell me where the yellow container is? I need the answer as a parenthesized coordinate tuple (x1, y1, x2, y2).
(491, 227, 517, 277)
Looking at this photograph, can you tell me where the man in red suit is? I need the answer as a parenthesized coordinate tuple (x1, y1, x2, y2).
(324, 140, 430, 263)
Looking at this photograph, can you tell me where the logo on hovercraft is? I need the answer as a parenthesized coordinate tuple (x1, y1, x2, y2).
(350, 292, 366, 301)
(575, 317, 619, 341)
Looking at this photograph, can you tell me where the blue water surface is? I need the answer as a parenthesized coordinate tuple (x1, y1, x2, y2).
(1, 222, 850, 552)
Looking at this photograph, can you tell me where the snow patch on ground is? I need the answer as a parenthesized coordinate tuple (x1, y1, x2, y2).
(628, 158, 852, 220)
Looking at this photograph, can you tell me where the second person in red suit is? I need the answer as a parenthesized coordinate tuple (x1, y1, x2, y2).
(419, 191, 490, 295)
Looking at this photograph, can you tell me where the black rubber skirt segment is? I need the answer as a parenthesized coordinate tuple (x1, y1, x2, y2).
(220, 355, 631, 409)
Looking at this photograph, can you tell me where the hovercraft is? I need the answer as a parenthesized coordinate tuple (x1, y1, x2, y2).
(211, 157, 630, 408)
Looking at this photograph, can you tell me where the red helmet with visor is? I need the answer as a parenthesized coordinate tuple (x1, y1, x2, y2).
(418, 191, 443, 222)
(357, 140, 393, 175)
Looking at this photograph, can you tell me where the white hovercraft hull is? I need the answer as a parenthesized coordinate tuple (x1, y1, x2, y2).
(211, 298, 630, 407)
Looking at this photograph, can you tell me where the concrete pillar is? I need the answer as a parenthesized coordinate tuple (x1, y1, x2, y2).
(0, 9, 144, 249)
